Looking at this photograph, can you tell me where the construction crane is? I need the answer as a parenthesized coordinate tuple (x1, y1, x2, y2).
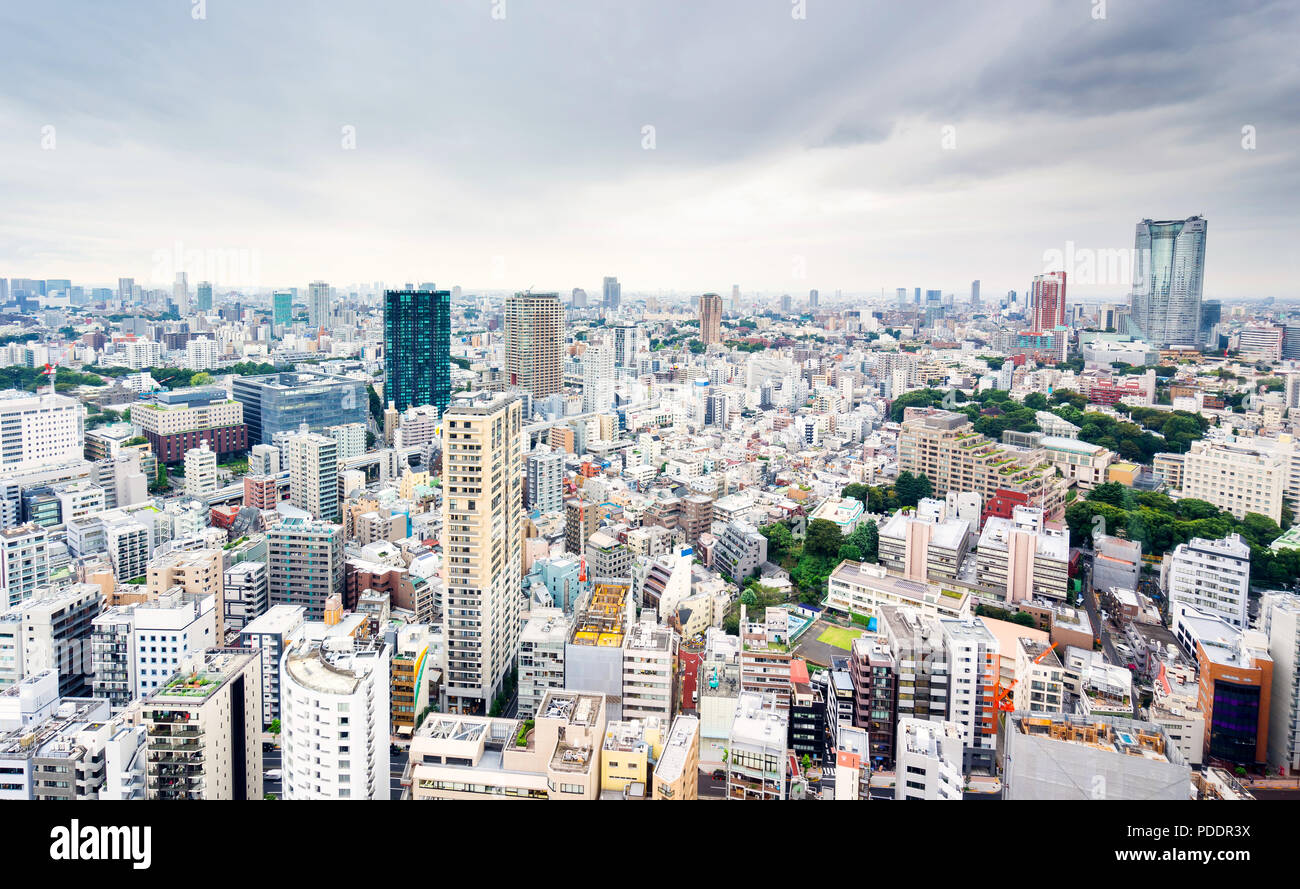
(993, 640, 1058, 715)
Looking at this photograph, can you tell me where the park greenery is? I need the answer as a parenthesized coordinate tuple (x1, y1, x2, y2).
(758, 517, 879, 607)
(1064, 482, 1294, 587)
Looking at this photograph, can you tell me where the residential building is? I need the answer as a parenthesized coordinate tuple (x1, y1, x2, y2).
(526, 446, 564, 514)
(267, 518, 344, 621)
(1, 524, 49, 609)
(441, 393, 523, 714)
(652, 714, 699, 800)
(238, 604, 305, 726)
(940, 617, 999, 770)
(141, 648, 263, 800)
(975, 506, 1069, 603)
(698, 293, 722, 345)
(504, 292, 563, 398)
(184, 441, 218, 498)
(1258, 592, 1300, 773)
(281, 633, 390, 800)
(284, 427, 340, 522)
(518, 608, 569, 719)
(894, 717, 964, 800)
(622, 620, 677, 722)
(1163, 534, 1251, 631)
(1181, 438, 1285, 524)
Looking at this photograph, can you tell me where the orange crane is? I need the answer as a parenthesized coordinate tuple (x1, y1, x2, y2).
(993, 641, 1058, 714)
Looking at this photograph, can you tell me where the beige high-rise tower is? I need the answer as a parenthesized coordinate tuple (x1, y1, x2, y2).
(505, 292, 563, 398)
(699, 292, 722, 345)
(441, 392, 523, 714)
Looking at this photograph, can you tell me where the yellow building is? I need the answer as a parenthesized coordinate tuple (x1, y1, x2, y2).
(1108, 462, 1140, 486)
(600, 717, 663, 792)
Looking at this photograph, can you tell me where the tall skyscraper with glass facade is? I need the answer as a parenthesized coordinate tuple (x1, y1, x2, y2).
(1129, 216, 1207, 348)
(197, 281, 213, 312)
(602, 276, 621, 309)
(308, 280, 331, 332)
(383, 288, 451, 414)
(273, 290, 292, 326)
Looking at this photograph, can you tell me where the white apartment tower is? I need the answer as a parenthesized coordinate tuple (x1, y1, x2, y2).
(284, 427, 340, 522)
(281, 634, 391, 800)
(1163, 534, 1251, 631)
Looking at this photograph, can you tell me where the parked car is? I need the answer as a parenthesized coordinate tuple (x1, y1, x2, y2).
(710, 769, 726, 780)
(266, 769, 283, 781)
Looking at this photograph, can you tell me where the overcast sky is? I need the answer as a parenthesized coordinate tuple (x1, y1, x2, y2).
(1, 0, 1296, 301)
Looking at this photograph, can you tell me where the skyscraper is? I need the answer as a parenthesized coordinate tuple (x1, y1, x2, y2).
(571, 287, 588, 308)
(504, 292, 563, 398)
(602, 276, 621, 310)
(308, 280, 331, 332)
(273, 290, 292, 326)
(117, 277, 134, 303)
(197, 281, 213, 312)
(441, 393, 523, 714)
(582, 344, 614, 413)
(808, 289, 819, 308)
(699, 292, 722, 345)
(384, 288, 451, 413)
(1129, 215, 1207, 347)
(173, 272, 189, 315)
(1030, 271, 1067, 332)
(970, 279, 980, 307)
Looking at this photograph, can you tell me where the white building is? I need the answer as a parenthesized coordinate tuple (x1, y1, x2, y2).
(622, 621, 678, 722)
(1181, 439, 1286, 523)
(239, 604, 304, 726)
(325, 422, 367, 461)
(941, 618, 999, 771)
(0, 524, 49, 609)
(1259, 592, 1300, 773)
(281, 633, 390, 800)
(131, 589, 218, 698)
(184, 441, 218, 498)
(1162, 534, 1250, 632)
(726, 692, 788, 800)
(518, 608, 569, 719)
(0, 390, 84, 475)
(894, 717, 965, 800)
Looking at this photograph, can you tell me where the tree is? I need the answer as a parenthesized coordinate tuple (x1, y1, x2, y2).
(894, 471, 933, 508)
(269, 718, 281, 735)
(1011, 612, 1037, 628)
(190, 371, 213, 386)
(759, 522, 795, 562)
(1022, 392, 1049, 411)
(803, 519, 844, 559)
(846, 520, 879, 563)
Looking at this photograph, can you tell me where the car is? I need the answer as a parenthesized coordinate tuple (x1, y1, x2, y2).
(265, 769, 283, 781)
(710, 768, 726, 780)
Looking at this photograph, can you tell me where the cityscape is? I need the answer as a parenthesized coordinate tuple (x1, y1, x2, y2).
(0, 2, 1295, 854)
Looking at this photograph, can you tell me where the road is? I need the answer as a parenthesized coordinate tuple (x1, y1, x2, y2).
(263, 746, 282, 798)
(1076, 548, 1121, 663)
(390, 750, 409, 800)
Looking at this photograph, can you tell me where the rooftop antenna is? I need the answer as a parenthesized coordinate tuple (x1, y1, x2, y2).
(42, 362, 57, 397)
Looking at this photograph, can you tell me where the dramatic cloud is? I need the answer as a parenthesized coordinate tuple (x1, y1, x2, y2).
(0, 0, 1296, 300)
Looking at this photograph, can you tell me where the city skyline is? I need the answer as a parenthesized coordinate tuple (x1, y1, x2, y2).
(1, 2, 1296, 298)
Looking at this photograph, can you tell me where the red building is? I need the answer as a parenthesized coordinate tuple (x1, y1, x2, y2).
(243, 474, 280, 510)
(1031, 271, 1067, 332)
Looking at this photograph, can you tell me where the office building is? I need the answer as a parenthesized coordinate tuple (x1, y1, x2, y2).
(132, 386, 247, 464)
(441, 393, 523, 714)
(1181, 439, 1286, 524)
(602, 276, 621, 310)
(308, 280, 331, 332)
(0, 390, 84, 474)
(281, 634, 390, 800)
(141, 648, 262, 800)
(383, 288, 451, 413)
(1258, 593, 1300, 773)
(504, 292, 563, 399)
(726, 692, 788, 800)
(20, 584, 103, 698)
(699, 293, 722, 345)
(232, 371, 366, 446)
(131, 588, 219, 699)
(223, 560, 269, 634)
(1129, 216, 1207, 348)
(272, 290, 292, 326)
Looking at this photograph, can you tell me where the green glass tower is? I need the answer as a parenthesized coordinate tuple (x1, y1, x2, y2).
(384, 289, 451, 413)
(273, 291, 293, 326)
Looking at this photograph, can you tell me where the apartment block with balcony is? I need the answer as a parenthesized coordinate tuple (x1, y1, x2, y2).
(141, 648, 263, 801)
(726, 692, 788, 801)
(897, 409, 1067, 521)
